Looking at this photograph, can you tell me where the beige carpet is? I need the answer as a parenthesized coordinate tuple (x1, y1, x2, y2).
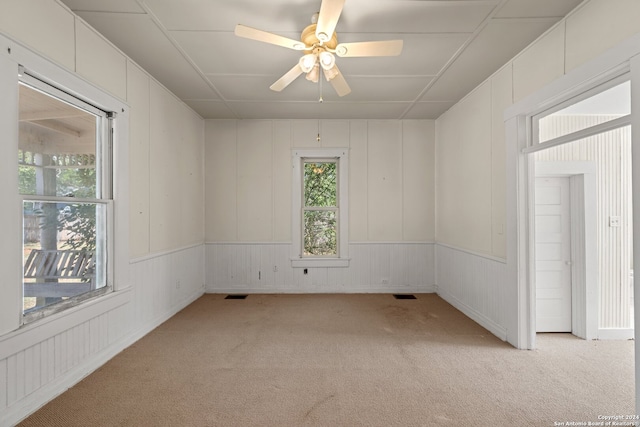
(20, 294, 634, 426)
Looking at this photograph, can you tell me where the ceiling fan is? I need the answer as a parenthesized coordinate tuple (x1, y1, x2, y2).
(234, 0, 403, 97)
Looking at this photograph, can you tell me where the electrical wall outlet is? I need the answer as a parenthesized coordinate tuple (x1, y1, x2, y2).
(609, 216, 621, 227)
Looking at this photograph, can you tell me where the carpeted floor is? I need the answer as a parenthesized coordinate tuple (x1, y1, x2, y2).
(20, 294, 634, 426)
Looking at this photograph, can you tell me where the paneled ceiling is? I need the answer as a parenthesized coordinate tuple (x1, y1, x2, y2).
(60, 0, 584, 120)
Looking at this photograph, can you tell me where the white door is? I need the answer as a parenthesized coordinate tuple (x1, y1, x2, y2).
(535, 177, 572, 332)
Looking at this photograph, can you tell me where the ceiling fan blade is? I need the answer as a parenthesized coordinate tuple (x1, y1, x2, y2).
(315, 0, 345, 42)
(326, 66, 351, 97)
(335, 40, 403, 57)
(270, 64, 304, 92)
(235, 24, 307, 50)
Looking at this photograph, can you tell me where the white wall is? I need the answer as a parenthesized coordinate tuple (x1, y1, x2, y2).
(205, 119, 436, 292)
(435, 0, 640, 346)
(206, 243, 434, 293)
(436, 82, 494, 255)
(0, 2, 205, 425)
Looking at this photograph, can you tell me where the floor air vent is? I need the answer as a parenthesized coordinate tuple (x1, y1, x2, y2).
(393, 294, 417, 300)
(225, 294, 248, 300)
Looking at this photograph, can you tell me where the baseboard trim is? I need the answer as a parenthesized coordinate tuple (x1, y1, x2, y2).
(597, 328, 634, 340)
(206, 285, 436, 294)
(437, 289, 508, 342)
(3, 290, 204, 427)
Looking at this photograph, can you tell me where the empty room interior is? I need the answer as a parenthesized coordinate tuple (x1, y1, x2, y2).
(1, 0, 640, 425)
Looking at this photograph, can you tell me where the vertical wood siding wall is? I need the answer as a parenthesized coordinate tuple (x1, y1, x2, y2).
(535, 117, 633, 330)
(205, 119, 436, 245)
(436, 0, 640, 345)
(206, 243, 435, 293)
(205, 119, 436, 295)
(0, 3, 206, 425)
(0, 245, 204, 427)
(435, 245, 508, 340)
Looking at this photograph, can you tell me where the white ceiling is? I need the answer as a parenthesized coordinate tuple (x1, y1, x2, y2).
(60, 0, 584, 120)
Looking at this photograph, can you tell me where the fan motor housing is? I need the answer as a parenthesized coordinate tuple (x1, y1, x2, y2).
(301, 24, 338, 52)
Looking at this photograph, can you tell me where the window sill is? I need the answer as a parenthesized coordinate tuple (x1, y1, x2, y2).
(291, 258, 350, 268)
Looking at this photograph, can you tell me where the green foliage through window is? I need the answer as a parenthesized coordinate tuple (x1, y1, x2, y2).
(303, 161, 338, 256)
(304, 162, 337, 207)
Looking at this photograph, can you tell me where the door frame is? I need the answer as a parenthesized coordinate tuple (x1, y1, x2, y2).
(504, 28, 640, 415)
(504, 32, 640, 350)
(534, 162, 598, 339)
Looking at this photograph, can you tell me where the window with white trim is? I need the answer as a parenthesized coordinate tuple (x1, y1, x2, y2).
(19, 73, 113, 321)
(292, 149, 349, 268)
(303, 159, 338, 256)
(532, 76, 631, 146)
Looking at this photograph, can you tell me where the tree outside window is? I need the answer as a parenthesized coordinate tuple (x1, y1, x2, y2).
(303, 160, 338, 257)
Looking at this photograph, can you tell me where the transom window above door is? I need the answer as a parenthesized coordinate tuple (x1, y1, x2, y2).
(533, 77, 631, 146)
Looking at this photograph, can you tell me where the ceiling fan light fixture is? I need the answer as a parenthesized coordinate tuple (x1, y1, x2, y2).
(235, 0, 401, 97)
(305, 63, 320, 83)
(299, 53, 317, 73)
(319, 51, 336, 70)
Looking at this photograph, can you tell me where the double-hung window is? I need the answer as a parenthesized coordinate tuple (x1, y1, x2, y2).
(303, 159, 339, 256)
(19, 73, 113, 321)
(292, 149, 349, 268)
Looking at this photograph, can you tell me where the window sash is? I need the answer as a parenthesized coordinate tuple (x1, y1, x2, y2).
(302, 208, 338, 257)
(19, 76, 111, 201)
(303, 206, 338, 212)
(18, 72, 113, 322)
(21, 197, 113, 317)
(301, 158, 339, 258)
(303, 160, 338, 209)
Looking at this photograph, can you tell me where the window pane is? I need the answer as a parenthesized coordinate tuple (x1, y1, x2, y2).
(538, 80, 630, 143)
(18, 83, 98, 197)
(304, 161, 337, 207)
(23, 201, 106, 313)
(303, 210, 337, 256)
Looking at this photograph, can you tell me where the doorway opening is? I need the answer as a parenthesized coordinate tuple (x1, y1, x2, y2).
(529, 80, 633, 341)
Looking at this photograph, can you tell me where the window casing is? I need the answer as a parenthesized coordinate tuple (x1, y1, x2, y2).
(292, 149, 349, 268)
(18, 73, 113, 322)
